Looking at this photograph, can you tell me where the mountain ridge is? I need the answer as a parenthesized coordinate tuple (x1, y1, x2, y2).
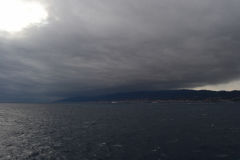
(57, 90, 240, 103)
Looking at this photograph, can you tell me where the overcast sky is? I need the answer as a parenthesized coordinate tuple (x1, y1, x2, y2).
(0, 0, 240, 102)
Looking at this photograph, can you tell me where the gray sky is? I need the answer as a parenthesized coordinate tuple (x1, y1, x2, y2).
(0, 0, 240, 102)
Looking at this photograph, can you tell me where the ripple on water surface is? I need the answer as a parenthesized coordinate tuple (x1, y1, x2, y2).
(0, 103, 240, 160)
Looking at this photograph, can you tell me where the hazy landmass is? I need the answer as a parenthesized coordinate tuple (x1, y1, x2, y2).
(57, 90, 240, 103)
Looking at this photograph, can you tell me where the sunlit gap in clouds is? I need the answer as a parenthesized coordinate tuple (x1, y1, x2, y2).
(193, 80, 240, 91)
(0, 0, 48, 33)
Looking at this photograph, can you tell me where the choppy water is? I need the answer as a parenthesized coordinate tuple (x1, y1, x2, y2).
(1, 103, 240, 160)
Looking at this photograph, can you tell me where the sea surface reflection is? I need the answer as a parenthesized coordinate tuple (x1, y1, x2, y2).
(0, 103, 240, 160)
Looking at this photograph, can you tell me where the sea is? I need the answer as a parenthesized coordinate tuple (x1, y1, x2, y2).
(0, 102, 240, 160)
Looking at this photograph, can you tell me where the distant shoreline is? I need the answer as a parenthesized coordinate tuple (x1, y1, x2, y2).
(56, 99, 240, 104)
(57, 90, 240, 103)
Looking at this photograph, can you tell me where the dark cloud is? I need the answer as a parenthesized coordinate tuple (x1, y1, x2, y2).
(1, 0, 240, 101)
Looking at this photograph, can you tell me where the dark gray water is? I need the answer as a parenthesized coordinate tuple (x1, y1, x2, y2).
(0, 103, 240, 160)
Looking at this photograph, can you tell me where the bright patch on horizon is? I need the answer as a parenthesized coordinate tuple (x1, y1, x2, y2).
(193, 80, 240, 91)
(0, 0, 48, 33)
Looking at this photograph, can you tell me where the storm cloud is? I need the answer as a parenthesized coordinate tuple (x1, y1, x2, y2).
(1, 0, 240, 101)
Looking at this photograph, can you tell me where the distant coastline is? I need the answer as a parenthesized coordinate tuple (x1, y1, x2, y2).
(57, 90, 240, 103)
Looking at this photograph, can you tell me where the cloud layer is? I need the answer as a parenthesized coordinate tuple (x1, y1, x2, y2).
(1, 0, 240, 101)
